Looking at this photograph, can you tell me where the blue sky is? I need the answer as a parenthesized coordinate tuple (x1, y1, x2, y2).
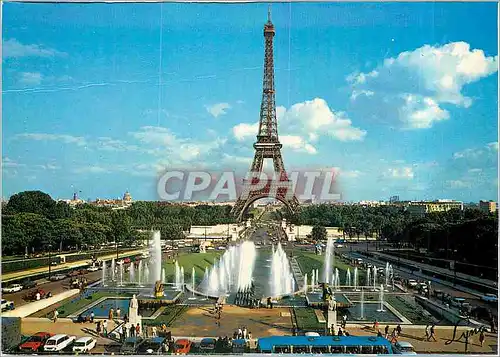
(2, 2, 498, 202)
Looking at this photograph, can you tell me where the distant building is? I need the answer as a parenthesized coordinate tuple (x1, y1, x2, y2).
(57, 192, 86, 208)
(406, 199, 464, 216)
(389, 195, 400, 203)
(479, 200, 497, 213)
(91, 191, 133, 210)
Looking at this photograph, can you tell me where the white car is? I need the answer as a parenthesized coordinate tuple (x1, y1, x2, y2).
(87, 266, 100, 272)
(408, 280, 418, 287)
(72, 337, 96, 352)
(393, 341, 417, 355)
(2, 284, 23, 293)
(44, 334, 76, 352)
(1, 299, 14, 311)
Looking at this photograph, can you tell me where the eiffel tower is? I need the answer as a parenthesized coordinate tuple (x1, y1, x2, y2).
(232, 8, 300, 221)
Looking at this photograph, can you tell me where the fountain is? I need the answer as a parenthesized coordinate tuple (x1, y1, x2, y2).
(180, 267, 185, 290)
(150, 231, 162, 284)
(175, 261, 181, 291)
(373, 265, 377, 291)
(334, 268, 340, 291)
(162, 268, 166, 284)
(138, 260, 143, 286)
(203, 267, 209, 300)
(189, 267, 196, 299)
(377, 284, 386, 312)
(144, 264, 150, 284)
(323, 237, 335, 283)
(119, 264, 124, 286)
(354, 267, 359, 291)
(129, 263, 135, 283)
(367, 268, 371, 289)
(111, 259, 116, 282)
(384, 262, 389, 287)
(270, 243, 294, 297)
(346, 268, 351, 287)
(360, 289, 365, 320)
(204, 240, 257, 297)
(102, 261, 107, 286)
(303, 273, 308, 294)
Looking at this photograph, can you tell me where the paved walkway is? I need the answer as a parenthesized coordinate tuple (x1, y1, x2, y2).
(2, 249, 146, 283)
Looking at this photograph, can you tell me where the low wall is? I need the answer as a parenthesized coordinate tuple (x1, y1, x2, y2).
(415, 296, 485, 327)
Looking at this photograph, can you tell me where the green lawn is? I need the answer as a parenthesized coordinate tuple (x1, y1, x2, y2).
(294, 307, 325, 331)
(143, 305, 187, 326)
(163, 251, 222, 286)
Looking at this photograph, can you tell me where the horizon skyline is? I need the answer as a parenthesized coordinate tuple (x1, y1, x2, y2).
(2, 2, 498, 203)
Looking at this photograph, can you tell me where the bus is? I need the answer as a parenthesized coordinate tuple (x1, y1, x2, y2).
(256, 336, 394, 354)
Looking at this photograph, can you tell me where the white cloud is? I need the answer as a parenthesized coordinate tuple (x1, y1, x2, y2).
(97, 137, 140, 152)
(222, 154, 253, 166)
(19, 72, 43, 85)
(278, 98, 366, 142)
(454, 142, 498, 160)
(349, 42, 498, 129)
(280, 135, 317, 154)
(2, 157, 26, 168)
(36, 163, 60, 170)
(487, 141, 499, 151)
(350, 90, 375, 101)
(73, 166, 110, 174)
(340, 170, 363, 178)
(16, 133, 87, 146)
(3, 38, 67, 58)
(468, 168, 482, 173)
(447, 179, 471, 189)
(233, 122, 259, 141)
(205, 103, 231, 118)
(384, 167, 414, 179)
(398, 94, 450, 129)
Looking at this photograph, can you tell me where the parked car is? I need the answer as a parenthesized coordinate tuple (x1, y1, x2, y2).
(199, 338, 217, 352)
(22, 280, 37, 289)
(43, 334, 76, 352)
(2, 284, 23, 293)
(481, 294, 498, 303)
(393, 341, 417, 355)
(18, 332, 53, 353)
(137, 337, 168, 354)
(120, 337, 144, 354)
(174, 339, 192, 354)
(1, 299, 15, 311)
(72, 337, 96, 353)
(407, 280, 418, 288)
(87, 266, 100, 272)
(49, 274, 66, 281)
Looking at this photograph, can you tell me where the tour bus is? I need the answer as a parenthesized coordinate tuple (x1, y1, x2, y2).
(256, 336, 394, 354)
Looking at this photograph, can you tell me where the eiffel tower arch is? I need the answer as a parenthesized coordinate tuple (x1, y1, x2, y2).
(232, 8, 300, 222)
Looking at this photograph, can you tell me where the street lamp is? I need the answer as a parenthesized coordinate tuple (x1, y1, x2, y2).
(48, 244, 53, 278)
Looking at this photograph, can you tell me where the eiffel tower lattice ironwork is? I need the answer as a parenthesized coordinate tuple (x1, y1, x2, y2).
(232, 8, 300, 221)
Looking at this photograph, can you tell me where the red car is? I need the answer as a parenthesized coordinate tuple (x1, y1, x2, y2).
(19, 332, 53, 352)
(174, 339, 192, 354)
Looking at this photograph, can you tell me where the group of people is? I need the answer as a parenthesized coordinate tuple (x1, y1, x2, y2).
(330, 325, 350, 337)
(233, 326, 252, 340)
(423, 325, 437, 342)
(70, 277, 88, 292)
(114, 322, 142, 341)
(374, 321, 403, 343)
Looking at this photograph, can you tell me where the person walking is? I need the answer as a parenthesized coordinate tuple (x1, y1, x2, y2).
(373, 320, 379, 330)
(130, 324, 135, 337)
(424, 325, 430, 341)
(53, 310, 59, 323)
(152, 326, 157, 337)
(96, 321, 101, 336)
(102, 320, 108, 337)
(136, 323, 141, 337)
(90, 311, 95, 323)
(384, 325, 389, 339)
(479, 330, 485, 347)
(396, 324, 402, 337)
(116, 307, 121, 320)
(429, 325, 437, 342)
(109, 308, 114, 321)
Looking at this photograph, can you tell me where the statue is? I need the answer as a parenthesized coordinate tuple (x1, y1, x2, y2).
(329, 296, 337, 311)
(130, 294, 138, 309)
(154, 280, 164, 298)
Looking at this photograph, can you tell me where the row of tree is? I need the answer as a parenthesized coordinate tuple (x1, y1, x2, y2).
(283, 204, 498, 269)
(2, 191, 235, 256)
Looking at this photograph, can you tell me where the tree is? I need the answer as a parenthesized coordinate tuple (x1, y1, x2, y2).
(5, 191, 56, 218)
(311, 225, 327, 242)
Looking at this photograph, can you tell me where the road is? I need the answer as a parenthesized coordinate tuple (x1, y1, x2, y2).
(2, 270, 103, 310)
(2, 249, 146, 283)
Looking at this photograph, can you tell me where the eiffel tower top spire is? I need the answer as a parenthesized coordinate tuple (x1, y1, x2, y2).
(257, 7, 279, 145)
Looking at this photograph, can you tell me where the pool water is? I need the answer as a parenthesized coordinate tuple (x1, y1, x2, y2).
(82, 298, 158, 318)
(347, 303, 403, 323)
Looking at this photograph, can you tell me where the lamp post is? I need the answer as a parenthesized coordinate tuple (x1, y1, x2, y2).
(48, 244, 53, 278)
